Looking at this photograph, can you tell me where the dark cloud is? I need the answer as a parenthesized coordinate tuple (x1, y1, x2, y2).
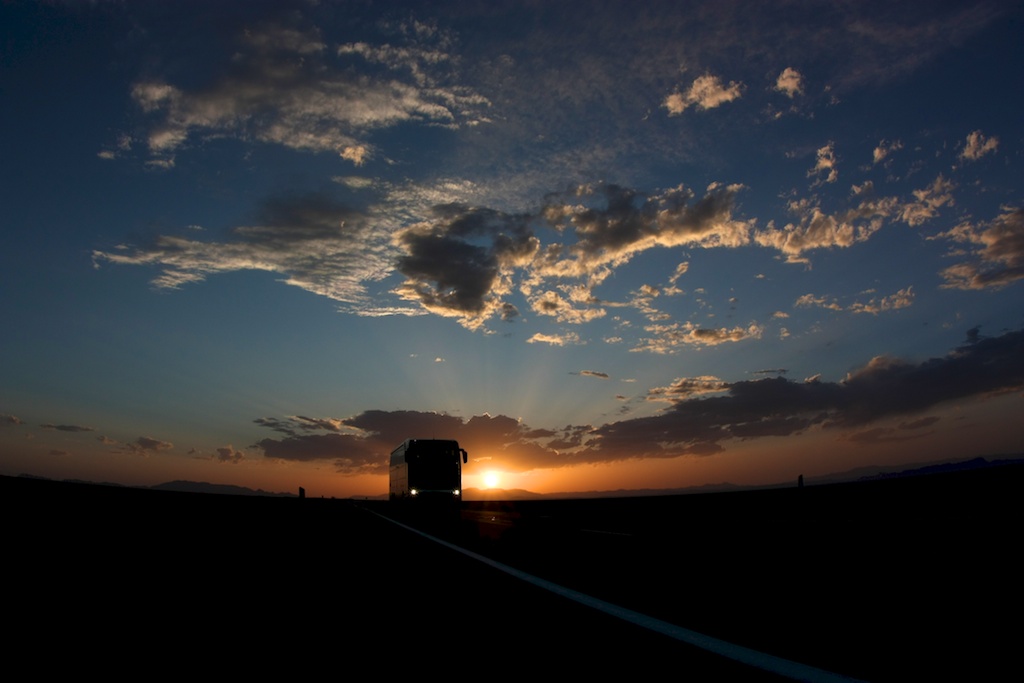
(254, 417, 299, 436)
(587, 327, 1024, 459)
(3, 414, 24, 426)
(255, 432, 386, 476)
(499, 302, 520, 321)
(566, 184, 655, 258)
(254, 410, 467, 475)
(216, 446, 245, 464)
(40, 424, 95, 433)
(394, 204, 538, 327)
(396, 232, 498, 313)
(127, 436, 173, 454)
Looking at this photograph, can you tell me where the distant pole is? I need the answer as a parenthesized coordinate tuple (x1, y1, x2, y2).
(299, 486, 305, 499)
(798, 474, 804, 488)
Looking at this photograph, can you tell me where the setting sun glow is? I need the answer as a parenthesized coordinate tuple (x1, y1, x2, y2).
(483, 472, 500, 489)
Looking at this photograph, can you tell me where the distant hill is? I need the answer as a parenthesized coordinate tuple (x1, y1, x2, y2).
(150, 480, 296, 497)
(11, 474, 295, 498)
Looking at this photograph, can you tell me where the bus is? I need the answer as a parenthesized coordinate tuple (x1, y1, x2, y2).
(389, 439, 468, 502)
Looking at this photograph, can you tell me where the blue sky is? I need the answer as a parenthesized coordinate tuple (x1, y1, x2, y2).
(2, 0, 1022, 497)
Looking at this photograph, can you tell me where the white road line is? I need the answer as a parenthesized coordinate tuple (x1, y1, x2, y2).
(372, 509, 866, 683)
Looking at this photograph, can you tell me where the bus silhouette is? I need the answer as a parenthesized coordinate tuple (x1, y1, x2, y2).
(389, 439, 468, 502)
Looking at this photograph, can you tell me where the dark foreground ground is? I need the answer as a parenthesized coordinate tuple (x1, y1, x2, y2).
(4, 464, 1021, 680)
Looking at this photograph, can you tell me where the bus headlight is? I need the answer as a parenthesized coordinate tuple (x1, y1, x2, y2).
(410, 488, 419, 496)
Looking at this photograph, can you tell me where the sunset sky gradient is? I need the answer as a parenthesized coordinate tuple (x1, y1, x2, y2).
(2, 0, 1022, 497)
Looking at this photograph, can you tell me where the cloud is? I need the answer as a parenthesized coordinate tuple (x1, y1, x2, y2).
(935, 207, 1024, 290)
(215, 446, 245, 464)
(873, 139, 903, 164)
(254, 408, 583, 475)
(844, 416, 940, 445)
(898, 175, 956, 226)
(3, 414, 24, 426)
(577, 370, 610, 379)
(849, 287, 915, 315)
(93, 192, 393, 310)
(775, 67, 803, 97)
(254, 410, 487, 474)
(664, 73, 743, 115)
(808, 142, 838, 184)
(393, 203, 538, 329)
(632, 322, 764, 354)
(127, 436, 173, 454)
(528, 290, 606, 325)
(754, 191, 896, 264)
(796, 293, 842, 310)
(960, 130, 999, 161)
(89, 166, 970, 341)
(585, 327, 1024, 460)
(795, 287, 915, 315)
(526, 332, 582, 346)
(535, 183, 750, 286)
(40, 424, 95, 432)
(257, 432, 384, 474)
(647, 376, 729, 401)
(129, 22, 489, 165)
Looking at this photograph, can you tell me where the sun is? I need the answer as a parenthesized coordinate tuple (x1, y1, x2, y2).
(482, 471, 501, 489)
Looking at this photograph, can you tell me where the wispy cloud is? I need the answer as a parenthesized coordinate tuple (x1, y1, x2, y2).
(93, 192, 393, 310)
(128, 22, 489, 167)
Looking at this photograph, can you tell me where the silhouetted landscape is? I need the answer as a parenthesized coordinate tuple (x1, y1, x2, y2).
(5, 457, 1021, 680)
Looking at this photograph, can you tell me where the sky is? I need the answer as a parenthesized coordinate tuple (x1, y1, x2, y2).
(2, 0, 1023, 498)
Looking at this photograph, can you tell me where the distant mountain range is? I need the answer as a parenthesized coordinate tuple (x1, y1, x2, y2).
(18, 453, 1023, 500)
